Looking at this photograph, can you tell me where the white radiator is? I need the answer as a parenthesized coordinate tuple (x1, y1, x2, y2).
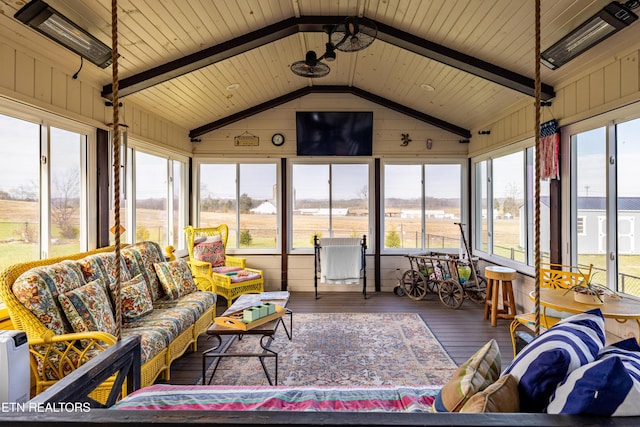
(0, 330, 29, 403)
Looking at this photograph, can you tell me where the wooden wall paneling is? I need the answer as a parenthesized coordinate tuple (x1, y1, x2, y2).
(15, 51, 35, 98)
(0, 43, 15, 91)
(620, 51, 639, 97)
(80, 82, 94, 119)
(604, 61, 622, 104)
(589, 68, 604, 109)
(93, 89, 107, 125)
(67, 76, 81, 115)
(575, 76, 590, 115)
(562, 82, 577, 118)
(51, 69, 67, 110)
(34, 60, 51, 104)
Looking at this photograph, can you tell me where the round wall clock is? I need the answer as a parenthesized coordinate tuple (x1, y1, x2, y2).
(271, 133, 285, 146)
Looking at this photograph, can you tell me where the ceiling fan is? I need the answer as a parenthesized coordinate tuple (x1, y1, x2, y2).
(290, 16, 378, 78)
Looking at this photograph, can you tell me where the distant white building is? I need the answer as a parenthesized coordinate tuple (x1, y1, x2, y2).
(250, 201, 277, 214)
(294, 208, 349, 216)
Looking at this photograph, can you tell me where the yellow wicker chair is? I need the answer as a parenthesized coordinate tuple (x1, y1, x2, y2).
(509, 263, 593, 356)
(184, 225, 264, 307)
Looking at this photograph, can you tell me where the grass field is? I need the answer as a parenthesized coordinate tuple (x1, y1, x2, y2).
(1, 199, 639, 297)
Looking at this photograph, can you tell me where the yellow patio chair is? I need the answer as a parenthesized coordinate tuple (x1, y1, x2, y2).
(509, 263, 593, 356)
(184, 225, 264, 307)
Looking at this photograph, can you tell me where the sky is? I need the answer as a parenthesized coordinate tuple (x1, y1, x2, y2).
(3, 113, 640, 201)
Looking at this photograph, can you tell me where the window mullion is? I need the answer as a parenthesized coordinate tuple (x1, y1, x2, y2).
(40, 125, 50, 259)
(606, 122, 618, 289)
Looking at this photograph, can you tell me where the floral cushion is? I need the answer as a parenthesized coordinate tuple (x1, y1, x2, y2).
(109, 275, 154, 322)
(58, 279, 117, 335)
(193, 236, 225, 268)
(123, 307, 197, 347)
(120, 327, 168, 364)
(77, 252, 131, 286)
(153, 291, 217, 316)
(12, 260, 87, 335)
(153, 259, 198, 300)
(121, 241, 166, 301)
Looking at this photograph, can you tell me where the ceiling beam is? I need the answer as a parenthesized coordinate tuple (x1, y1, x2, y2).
(189, 85, 472, 139)
(102, 16, 554, 100)
(374, 21, 555, 100)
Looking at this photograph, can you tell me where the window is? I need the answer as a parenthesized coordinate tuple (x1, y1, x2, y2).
(130, 150, 187, 249)
(570, 118, 640, 296)
(473, 146, 549, 268)
(0, 114, 40, 271)
(492, 152, 525, 262)
(0, 109, 93, 273)
(291, 162, 370, 250)
(383, 161, 463, 251)
(198, 161, 279, 251)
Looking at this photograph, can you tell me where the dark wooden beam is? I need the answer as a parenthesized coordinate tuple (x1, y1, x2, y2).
(189, 85, 471, 139)
(102, 16, 554, 101)
(102, 17, 305, 99)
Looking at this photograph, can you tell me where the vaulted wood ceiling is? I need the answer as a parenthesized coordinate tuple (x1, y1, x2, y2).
(2, 0, 638, 140)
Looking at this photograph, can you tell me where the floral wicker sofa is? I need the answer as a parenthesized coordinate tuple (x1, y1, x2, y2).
(0, 241, 217, 398)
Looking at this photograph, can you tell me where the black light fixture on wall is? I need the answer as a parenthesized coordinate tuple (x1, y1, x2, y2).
(541, 1, 638, 70)
(14, 0, 113, 68)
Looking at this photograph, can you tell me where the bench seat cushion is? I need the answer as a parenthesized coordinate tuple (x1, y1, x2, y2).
(153, 291, 217, 317)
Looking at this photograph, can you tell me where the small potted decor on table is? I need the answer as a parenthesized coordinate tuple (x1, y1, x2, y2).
(564, 278, 618, 305)
(571, 284, 606, 305)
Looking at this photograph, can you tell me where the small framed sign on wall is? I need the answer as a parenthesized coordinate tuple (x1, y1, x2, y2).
(234, 131, 259, 146)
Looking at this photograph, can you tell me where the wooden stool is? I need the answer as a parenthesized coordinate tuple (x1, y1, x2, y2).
(484, 266, 517, 327)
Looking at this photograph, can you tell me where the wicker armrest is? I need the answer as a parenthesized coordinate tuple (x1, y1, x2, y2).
(186, 259, 212, 275)
(224, 256, 246, 268)
(29, 331, 118, 394)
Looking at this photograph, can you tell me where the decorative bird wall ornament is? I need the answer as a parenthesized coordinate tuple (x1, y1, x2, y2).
(401, 133, 411, 146)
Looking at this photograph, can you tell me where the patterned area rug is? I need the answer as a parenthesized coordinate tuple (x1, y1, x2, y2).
(199, 312, 457, 387)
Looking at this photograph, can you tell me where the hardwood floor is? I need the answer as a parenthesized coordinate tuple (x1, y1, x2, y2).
(165, 291, 515, 385)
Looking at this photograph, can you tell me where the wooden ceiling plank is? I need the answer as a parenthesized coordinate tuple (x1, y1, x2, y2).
(102, 15, 554, 102)
(102, 17, 302, 99)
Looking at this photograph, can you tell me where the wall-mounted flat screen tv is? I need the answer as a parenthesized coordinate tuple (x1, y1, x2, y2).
(296, 112, 373, 156)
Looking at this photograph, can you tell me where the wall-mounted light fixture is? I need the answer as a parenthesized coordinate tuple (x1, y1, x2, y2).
(14, 0, 113, 68)
(541, 1, 638, 70)
(478, 130, 491, 135)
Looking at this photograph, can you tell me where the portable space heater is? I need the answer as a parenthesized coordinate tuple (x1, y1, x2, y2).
(0, 330, 29, 403)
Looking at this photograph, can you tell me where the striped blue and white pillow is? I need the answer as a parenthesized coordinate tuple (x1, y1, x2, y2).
(548, 338, 640, 416)
(502, 308, 605, 412)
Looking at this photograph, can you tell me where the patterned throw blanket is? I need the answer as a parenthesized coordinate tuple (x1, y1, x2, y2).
(112, 384, 441, 412)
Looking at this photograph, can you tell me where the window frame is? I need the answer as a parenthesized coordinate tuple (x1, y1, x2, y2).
(193, 157, 281, 255)
(471, 139, 537, 274)
(380, 158, 468, 255)
(126, 140, 190, 250)
(0, 99, 97, 259)
(288, 158, 373, 254)
(563, 102, 640, 294)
